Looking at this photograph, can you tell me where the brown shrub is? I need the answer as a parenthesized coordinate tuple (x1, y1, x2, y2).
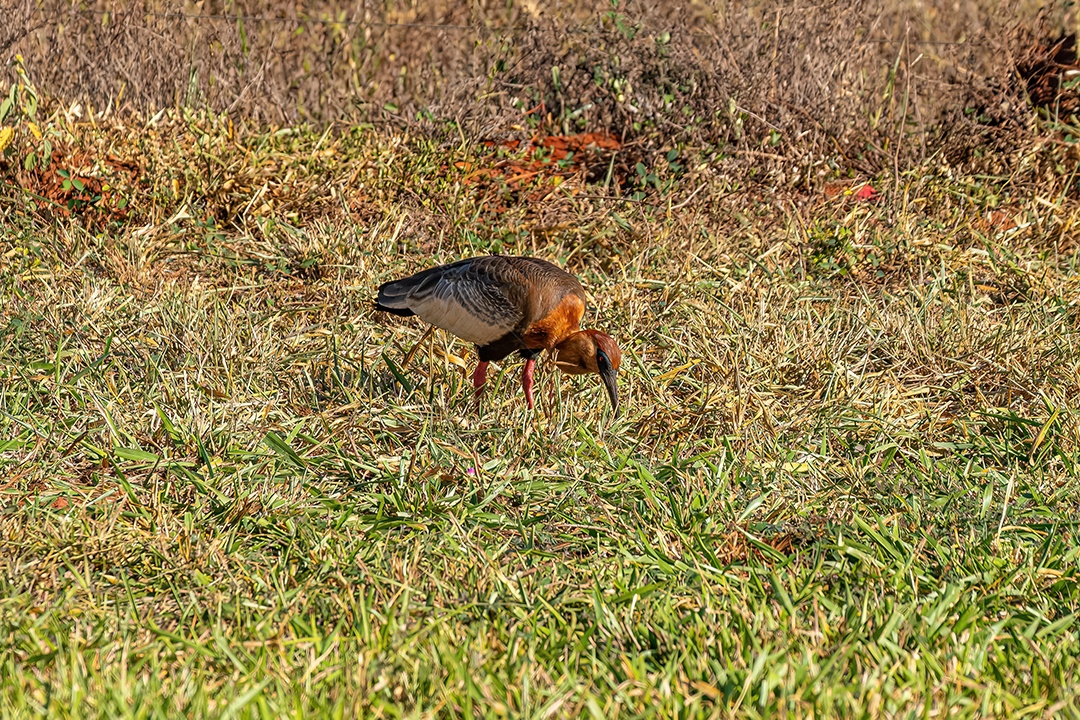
(1, 0, 1077, 180)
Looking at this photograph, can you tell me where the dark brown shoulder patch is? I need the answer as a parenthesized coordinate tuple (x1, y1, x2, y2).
(478, 332, 525, 362)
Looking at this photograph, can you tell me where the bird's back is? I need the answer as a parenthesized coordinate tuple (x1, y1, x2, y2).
(376, 255, 586, 350)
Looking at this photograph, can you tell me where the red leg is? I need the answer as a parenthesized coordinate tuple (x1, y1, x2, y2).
(472, 362, 489, 405)
(521, 358, 536, 409)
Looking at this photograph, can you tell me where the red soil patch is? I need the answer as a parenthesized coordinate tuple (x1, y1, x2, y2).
(9, 143, 139, 225)
(449, 132, 624, 215)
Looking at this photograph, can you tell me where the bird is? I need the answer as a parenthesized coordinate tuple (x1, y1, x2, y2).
(374, 255, 621, 411)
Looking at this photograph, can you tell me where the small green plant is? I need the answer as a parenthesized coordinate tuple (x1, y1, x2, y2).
(0, 55, 50, 172)
(604, 0, 639, 41)
(629, 148, 684, 199)
(807, 220, 855, 277)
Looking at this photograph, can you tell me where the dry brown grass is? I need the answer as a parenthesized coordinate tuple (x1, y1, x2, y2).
(4, 0, 1075, 178)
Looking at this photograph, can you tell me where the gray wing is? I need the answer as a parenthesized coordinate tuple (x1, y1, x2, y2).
(378, 258, 525, 346)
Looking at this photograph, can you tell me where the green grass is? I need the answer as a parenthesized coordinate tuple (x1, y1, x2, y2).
(1, 113, 1079, 718)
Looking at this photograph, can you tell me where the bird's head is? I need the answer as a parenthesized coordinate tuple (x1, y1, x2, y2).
(553, 330, 622, 411)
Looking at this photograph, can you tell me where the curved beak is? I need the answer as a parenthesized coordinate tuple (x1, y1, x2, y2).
(596, 350, 619, 414)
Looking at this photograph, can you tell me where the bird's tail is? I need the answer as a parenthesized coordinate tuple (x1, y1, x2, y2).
(373, 278, 417, 317)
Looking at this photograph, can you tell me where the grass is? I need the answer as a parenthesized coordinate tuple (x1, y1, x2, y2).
(1, 107, 1079, 718)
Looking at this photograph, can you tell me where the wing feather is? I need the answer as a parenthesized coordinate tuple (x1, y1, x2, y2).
(392, 258, 525, 346)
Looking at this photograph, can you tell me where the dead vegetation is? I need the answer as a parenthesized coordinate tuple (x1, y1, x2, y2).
(3, 1, 1076, 180)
